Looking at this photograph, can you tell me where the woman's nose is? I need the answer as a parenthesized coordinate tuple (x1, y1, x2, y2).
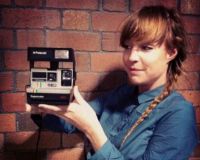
(128, 47, 140, 62)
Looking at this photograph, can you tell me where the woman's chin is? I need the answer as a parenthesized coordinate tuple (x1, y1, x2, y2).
(128, 77, 143, 85)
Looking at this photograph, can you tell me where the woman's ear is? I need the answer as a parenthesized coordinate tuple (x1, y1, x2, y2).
(167, 48, 178, 62)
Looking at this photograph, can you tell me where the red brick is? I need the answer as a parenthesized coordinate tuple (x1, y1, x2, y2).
(82, 91, 105, 101)
(15, 151, 46, 160)
(103, 0, 127, 11)
(93, 71, 127, 91)
(4, 51, 29, 70)
(198, 123, 200, 131)
(91, 52, 124, 72)
(15, 0, 43, 7)
(179, 91, 200, 106)
(4, 132, 33, 150)
(0, 0, 11, 5)
(0, 72, 13, 92)
(76, 71, 127, 92)
(5, 131, 61, 151)
(196, 107, 200, 124)
(181, 0, 200, 15)
(62, 133, 84, 148)
(0, 55, 3, 70)
(76, 72, 102, 92)
(192, 143, 200, 157)
(74, 53, 90, 72)
(63, 11, 89, 30)
(197, 125, 200, 140)
(0, 29, 14, 49)
(0, 114, 16, 132)
(17, 30, 45, 49)
(188, 35, 200, 54)
(183, 16, 200, 34)
(17, 113, 38, 131)
(102, 32, 123, 51)
(183, 54, 200, 72)
(2, 8, 60, 29)
(0, 134, 4, 151)
(92, 12, 128, 31)
(174, 72, 200, 90)
(6, 151, 45, 160)
(46, 0, 98, 10)
(0, 153, 15, 160)
(130, 0, 177, 11)
(16, 71, 30, 91)
(38, 132, 61, 149)
(46, 31, 100, 51)
(2, 92, 26, 112)
(47, 148, 85, 160)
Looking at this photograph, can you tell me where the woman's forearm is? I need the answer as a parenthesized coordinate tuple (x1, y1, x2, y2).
(85, 120, 108, 152)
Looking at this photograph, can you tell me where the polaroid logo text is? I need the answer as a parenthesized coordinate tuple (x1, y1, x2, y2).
(33, 51, 47, 55)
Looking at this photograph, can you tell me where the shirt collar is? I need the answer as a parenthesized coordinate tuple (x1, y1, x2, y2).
(137, 85, 164, 104)
(133, 85, 164, 116)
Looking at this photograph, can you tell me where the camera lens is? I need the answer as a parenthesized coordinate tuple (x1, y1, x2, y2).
(63, 70, 72, 79)
(61, 69, 72, 86)
(47, 72, 57, 81)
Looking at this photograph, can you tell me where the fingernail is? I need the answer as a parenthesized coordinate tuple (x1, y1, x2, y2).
(25, 104, 31, 112)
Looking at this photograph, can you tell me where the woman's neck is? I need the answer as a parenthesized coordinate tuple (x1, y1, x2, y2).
(138, 84, 163, 93)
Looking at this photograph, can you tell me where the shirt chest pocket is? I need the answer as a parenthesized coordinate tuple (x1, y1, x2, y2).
(131, 124, 156, 147)
(124, 127, 155, 159)
(104, 112, 129, 137)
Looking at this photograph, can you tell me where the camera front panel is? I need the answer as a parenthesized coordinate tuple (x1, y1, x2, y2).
(31, 68, 73, 89)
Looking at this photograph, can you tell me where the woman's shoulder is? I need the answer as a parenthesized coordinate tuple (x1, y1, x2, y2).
(166, 90, 193, 107)
(158, 90, 195, 118)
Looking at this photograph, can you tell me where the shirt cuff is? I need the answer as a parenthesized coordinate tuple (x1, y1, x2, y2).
(88, 139, 123, 160)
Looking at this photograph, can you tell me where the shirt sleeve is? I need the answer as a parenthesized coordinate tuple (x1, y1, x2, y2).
(31, 113, 76, 133)
(139, 101, 198, 160)
(87, 140, 125, 160)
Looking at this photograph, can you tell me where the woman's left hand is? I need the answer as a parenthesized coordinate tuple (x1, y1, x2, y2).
(38, 86, 108, 151)
(38, 86, 97, 133)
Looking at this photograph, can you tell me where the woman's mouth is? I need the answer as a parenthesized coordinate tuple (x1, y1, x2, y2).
(128, 68, 144, 75)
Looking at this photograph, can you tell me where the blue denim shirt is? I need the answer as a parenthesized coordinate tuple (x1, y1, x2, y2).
(41, 84, 198, 160)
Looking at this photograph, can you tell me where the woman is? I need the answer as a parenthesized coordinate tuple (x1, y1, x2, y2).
(27, 5, 198, 159)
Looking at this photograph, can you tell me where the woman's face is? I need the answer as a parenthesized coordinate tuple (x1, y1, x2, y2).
(123, 41, 172, 92)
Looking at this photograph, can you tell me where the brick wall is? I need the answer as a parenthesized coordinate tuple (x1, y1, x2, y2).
(0, 0, 199, 160)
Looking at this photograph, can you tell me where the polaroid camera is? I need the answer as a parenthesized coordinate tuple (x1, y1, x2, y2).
(26, 47, 76, 105)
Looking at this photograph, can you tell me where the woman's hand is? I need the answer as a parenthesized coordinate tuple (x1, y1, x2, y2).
(27, 86, 107, 151)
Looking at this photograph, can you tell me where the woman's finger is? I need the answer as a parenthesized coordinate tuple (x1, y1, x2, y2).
(38, 104, 67, 113)
(73, 86, 88, 106)
(25, 103, 41, 113)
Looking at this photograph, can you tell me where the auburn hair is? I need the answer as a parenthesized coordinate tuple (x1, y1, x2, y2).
(120, 5, 188, 147)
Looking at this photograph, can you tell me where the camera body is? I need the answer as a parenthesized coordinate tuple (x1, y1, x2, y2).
(30, 68, 73, 89)
(26, 47, 75, 105)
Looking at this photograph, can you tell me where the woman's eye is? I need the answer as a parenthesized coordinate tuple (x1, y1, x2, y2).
(141, 45, 153, 51)
(124, 45, 132, 50)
